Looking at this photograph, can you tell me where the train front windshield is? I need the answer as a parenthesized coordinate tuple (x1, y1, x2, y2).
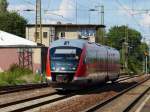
(50, 47, 82, 71)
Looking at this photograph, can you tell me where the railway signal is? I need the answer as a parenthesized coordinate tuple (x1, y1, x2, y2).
(144, 51, 148, 75)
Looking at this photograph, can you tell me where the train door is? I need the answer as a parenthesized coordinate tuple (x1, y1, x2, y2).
(107, 48, 114, 81)
(107, 48, 110, 80)
(107, 50, 119, 81)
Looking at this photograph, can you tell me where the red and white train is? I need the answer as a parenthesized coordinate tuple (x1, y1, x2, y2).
(46, 39, 120, 90)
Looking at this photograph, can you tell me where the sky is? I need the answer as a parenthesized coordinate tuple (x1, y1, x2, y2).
(7, 0, 150, 41)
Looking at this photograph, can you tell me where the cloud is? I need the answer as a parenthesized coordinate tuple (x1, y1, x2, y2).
(44, 0, 75, 23)
(43, 19, 57, 24)
(140, 13, 150, 27)
(57, 0, 75, 18)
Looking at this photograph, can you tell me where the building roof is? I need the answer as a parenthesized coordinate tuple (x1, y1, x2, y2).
(26, 24, 105, 28)
(0, 30, 37, 47)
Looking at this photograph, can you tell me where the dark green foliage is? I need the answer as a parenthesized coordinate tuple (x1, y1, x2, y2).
(0, 0, 27, 37)
(0, 12, 27, 37)
(106, 25, 148, 74)
(0, 64, 42, 86)
(0, 0, 8, 13)
(106, 25, 142, 50)
(8, 64, 32, 75)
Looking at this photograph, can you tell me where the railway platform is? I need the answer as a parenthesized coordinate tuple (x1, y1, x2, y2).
(134, 75, 150, 112)
(135, 94, 150, 112)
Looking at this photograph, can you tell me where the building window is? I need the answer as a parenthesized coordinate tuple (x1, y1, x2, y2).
(60, 32, 65, 38)
(43, 32, 48, 38)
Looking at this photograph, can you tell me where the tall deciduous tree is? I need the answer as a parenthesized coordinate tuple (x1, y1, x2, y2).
(0, 12, 27, 37)
(106, 25, 148, 74)
(0, 0, 27, 37)
(0, 0, 8, 13)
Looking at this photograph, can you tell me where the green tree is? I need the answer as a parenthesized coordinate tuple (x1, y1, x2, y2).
(106, 25, 148, 74)
(0, 0, 8, 13)
(0, 0, 27, 37)
(0, 12, 27, 37)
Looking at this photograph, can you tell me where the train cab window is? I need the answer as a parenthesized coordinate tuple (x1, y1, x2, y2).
(50, 47, 82, 71)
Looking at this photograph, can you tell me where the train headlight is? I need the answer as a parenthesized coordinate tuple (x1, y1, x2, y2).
(52, 67, 55, 70)
(60, 67, 65, 70)
(72, 67, 76, 70)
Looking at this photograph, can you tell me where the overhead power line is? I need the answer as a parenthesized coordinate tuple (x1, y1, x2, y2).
(115, 0, 145, 33)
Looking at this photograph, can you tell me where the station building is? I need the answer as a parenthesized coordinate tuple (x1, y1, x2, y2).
(0, 24, 105, 73)
(26, 24, 105, 46)
(25, 23, 105, 73)
(25, 24, 105, 73)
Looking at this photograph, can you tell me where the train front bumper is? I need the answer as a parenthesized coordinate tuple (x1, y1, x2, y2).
(46, 76, 88, 90)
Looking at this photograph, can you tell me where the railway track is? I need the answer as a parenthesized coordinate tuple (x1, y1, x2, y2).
(117, 74, 140, 82)
(0, 75, 147, 112)
(0, 74, 137, 95)
(0, 83, 48, 95)
(83, 76, 150, 112)
(0, 91, 76, 112)
(0, 85, 107, 112)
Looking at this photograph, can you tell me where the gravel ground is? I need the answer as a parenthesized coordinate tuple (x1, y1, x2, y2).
(0, 87, 56, 105)
(38, 75, 148, 112)
(0, 75, 147, 112)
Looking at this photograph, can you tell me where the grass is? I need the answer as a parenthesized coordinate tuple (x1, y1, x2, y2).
(0, 64, 44, 86)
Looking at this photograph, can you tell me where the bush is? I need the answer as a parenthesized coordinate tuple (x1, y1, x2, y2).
(0, 64, 42, 86)
(9, 64, 32, 75)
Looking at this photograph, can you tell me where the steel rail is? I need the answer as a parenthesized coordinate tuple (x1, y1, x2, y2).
(83, 77, 150, 112)
(0, 92, 57, 108)
(0, 83, 48, 95)
(123, 86, 150, 112)
(5, 93, 76, 112)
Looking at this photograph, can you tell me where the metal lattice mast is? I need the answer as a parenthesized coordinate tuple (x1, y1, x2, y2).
(101, 5, 104, 44)
(35, 0, 42, 44)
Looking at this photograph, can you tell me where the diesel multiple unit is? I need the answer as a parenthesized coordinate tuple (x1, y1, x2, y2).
(46, 39, 120, 90)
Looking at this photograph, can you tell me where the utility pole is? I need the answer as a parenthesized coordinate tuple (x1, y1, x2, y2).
(101, 5, 104, 44)
(35, 0, 42, 44)
(122, 25, 128, 74)
(125, 25, 128, 73)
(149, 40, 150, 74)
(142, 38, 149, 74)
(101, 5, 104, 26)
(146, 54, 148, 75)
(75, 0, 77, 24)
(95, 5, 105, 44)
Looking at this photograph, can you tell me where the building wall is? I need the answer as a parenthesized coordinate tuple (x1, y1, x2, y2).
(32, 48, 41, 73)
(56, 27, 95, 42)
(26, 25, 97, 47)
(26, 27, 55, 47)
(0, 48, 43, 73)
(0, 48, 18, 72)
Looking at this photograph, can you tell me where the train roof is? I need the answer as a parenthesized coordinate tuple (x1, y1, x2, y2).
(50, 39, 119, 52)
(50, 39, 87, 49)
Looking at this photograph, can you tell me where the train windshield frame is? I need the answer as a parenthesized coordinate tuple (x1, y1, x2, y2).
(50, 46, 82, 71)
